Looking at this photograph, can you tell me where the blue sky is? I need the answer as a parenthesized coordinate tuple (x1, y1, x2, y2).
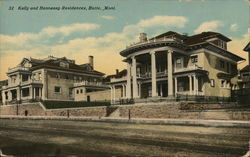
(0, 0, 249, 79)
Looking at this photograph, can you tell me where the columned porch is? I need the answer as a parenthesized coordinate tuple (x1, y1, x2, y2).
(124, 48, 207, 100)
(2, 85, 43, 105)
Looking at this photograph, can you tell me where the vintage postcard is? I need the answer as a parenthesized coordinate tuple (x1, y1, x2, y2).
(0, 0, 249, 156)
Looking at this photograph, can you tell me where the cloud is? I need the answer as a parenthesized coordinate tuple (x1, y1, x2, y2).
(194, 20, 223, 34)
(137, 16, 188, 28)
(41, 23, 100, 37)
(228, 32, 249, 69)
(230, 23, 238, 32)
(0, 23, 100, 51)
(100, 15, 115, 20)
(0, 15, 188, 80)
(123, 15, 188, 38)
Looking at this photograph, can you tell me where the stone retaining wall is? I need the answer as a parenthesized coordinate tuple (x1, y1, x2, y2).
(0, 103, 250, 120)
(0, 103, 46, 116)
(45, 106, 106, 117)
(117, 103, 250, 120)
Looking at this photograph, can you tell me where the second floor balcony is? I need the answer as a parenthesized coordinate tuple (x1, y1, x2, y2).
(139, 70, 168, 79)
(238, 74, 250, 82)
(7, 66, 30, 74)
(174, 64, 203, 73)
(74, 81, 108, 88)
(110, 77, 127, 83)
(6, 79, 42, 88)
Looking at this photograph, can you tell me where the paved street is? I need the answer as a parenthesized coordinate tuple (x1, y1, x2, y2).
(0, 119, 249, 157)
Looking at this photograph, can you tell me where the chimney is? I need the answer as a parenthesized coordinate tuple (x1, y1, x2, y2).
(88, 56, 94, 70)
(116, 69, 119, 75)
(139, 33, 147, 42)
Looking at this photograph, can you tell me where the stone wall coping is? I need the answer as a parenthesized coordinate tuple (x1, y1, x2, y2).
(45, 106, 107, 111)
(0, 116, 250, 128)
(182, 108, 250, 112)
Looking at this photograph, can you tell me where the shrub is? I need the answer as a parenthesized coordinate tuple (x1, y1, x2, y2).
(42, 100, 111, 109)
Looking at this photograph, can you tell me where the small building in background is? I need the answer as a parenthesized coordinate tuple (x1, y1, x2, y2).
(238, 42, 250, 89)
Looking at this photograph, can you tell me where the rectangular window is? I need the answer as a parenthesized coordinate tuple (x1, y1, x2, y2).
(191, 55, 198, 64)
(54, 86, 61, 93)
(69, 88, 72, 96)
(176, 58, 182, 69)
(221, 80, 225, 88)
(38, 73, 42, 80)
(220, 60, 225, 69)
(22, 88, 30, 97)
(210, 79, 215, 87)
(22, 74, 29, 82)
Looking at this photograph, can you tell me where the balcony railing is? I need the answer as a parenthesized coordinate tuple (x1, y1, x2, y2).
(74, 81, 108, 87)
(4, 79, 42, 88)
(21, 79, 42, 85)
(140, 70, 168, 79)
(238, 76, 250, 82)
(126, 37, 177, 49)
(8, 66, 30, 73)
(110, 77, 127, 83)
(174, 65, 203, 73)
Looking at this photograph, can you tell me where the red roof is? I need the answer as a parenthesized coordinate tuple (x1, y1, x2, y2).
(31, 58, 104, 76)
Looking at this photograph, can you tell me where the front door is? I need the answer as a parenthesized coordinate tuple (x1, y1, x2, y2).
(87, 96, 90, 102)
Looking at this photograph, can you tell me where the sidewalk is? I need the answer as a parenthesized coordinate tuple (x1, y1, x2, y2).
(1, 115, 250, 128)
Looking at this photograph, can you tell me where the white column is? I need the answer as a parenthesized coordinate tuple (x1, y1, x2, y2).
(34, 87, 36, 99)
(110, 86, 112, 103)
(20, 74, 22, 83)
(39, 88, 42, 98)
(30, 86, 33, 99)
(189, 75, 192, 95)
(151, 51, 157, 97)
(201, 78, 204, 95)
(2, 91, 6, 105)
(17, 88, 20, 101)
(160, 83, 163, 97)
(167, 50, 174, 97)
(122, 84, 126, 98)
(132, 56, 139, 98)
(193, 75, 198, 95)
(138, 83, 141, 98)
(126, 62, 132, 99)
(42, 70, 47, 100)
(174, 77, 178, 96)
(113, 86, 116, 102)
(8, 91, 12, 101)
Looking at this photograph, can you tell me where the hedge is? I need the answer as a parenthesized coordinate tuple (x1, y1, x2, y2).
(42, 100, 111, 109)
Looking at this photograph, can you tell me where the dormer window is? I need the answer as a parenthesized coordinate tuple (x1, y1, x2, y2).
(217, 40, 226, 49)
(60, 62, 69, 68)
(208, 38, 227, 50)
